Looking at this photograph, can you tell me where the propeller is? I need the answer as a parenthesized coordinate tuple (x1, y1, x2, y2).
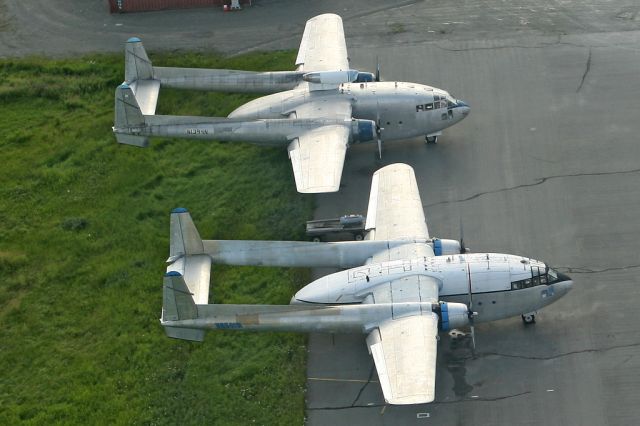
(466, 265, 477, 350)
(376, 109, 384, 160)
(459, 218, 468, 254)
(375, 56, 381, 82)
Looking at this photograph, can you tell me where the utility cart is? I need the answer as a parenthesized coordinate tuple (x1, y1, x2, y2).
(306, 214, 366, 242)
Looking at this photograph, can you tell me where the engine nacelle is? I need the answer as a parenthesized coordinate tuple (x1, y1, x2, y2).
(434, 302, 469, 331)
(431, 238, 461, 255)
(349, 119, 377, 144)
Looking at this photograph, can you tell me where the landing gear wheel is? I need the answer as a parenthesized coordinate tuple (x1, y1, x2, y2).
(521, 313, 536, 324)
(425, 136, 438, 144)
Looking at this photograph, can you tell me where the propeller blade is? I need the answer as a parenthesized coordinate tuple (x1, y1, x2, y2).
(377, 138, 382, 160)
(459, 217, 466, 254)
(470, 324, 476, 350)
(375, 56, 381, 82)
(466, 263, 476, 350)
(467, 265, 473, 311)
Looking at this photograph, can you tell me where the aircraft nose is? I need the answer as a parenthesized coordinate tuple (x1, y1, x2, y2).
(557, 271, 572, 283)
(555, 272, 574, 296)
(456, 100, 470, 116)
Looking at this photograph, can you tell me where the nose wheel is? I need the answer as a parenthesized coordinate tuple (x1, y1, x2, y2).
(521, 313, 536, 324)
(425, 136, 438, 144)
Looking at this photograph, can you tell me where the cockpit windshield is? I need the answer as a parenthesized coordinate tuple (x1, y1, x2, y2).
(511, 265, 562, 290)
(446, 95, 457, 108)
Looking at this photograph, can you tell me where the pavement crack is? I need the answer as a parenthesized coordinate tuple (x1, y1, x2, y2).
(433, 391, 530, 404)
(481, 341, 640, 361)
(342, 0, 424, 23)
(425, 167, 640, 208)
(432, 34, 567, 52)
(350, 365, 376, 407)
(556, 264, 640, 274)
(576, 47, 592, 92)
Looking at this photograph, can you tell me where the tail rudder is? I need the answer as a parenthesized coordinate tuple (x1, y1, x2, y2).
(162, 271, 205, 341)
(125, 37, 153, 83)
(113, 83, 149, 147)
(163, 208, 212, 341)
(167, 208, 211, 305)
(120, 37, 160, 134)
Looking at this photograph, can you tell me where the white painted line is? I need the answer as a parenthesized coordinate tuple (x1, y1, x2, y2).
(417, 412, 430, 419)
(547, 389, 555, 392)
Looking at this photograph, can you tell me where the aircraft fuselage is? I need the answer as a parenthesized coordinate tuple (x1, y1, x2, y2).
(228, 81, 470, 142)
(292, 252, 573, 325)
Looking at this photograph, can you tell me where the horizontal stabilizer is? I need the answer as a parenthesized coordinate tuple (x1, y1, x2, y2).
(129, 79, 160, 116)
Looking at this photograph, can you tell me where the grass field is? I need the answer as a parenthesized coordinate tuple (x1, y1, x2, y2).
(0, 51, 313, 424)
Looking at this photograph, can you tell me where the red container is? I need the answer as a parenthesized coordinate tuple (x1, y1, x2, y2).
(108, 0, 250, 13)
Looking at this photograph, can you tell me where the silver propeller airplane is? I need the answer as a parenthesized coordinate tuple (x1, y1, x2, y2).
(161, 163, 572, 405)
(113, 14, 470, 193)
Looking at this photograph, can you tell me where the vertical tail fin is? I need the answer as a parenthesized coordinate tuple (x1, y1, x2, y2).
(167, 208, 211, 305)
(125, 37, 154, 83)
(162, 271, 205, 341)
(113, 83, 149, 147)
(162, 208, 212, 341)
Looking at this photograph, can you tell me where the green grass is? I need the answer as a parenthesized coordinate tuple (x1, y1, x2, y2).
(0, 51, 313, 424)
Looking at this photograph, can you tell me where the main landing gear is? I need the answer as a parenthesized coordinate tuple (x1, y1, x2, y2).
(425, 135, 438, 144)
(521, 313, 536, 325)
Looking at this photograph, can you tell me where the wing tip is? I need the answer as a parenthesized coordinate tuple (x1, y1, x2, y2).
(297, 185, 340, 194)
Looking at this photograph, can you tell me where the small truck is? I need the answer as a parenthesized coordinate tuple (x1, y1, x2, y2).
(306, 214, 366, 242)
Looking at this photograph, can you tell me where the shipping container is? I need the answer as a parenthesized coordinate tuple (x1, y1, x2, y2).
(108, 0, 251, 13)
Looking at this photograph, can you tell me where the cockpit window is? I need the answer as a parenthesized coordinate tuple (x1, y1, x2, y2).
(511, 265, 558, 290)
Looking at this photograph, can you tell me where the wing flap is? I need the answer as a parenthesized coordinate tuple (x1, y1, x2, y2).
(288, 125, 349, 193)
(367, 313, 439, 405)
(295, 14, 349, 72)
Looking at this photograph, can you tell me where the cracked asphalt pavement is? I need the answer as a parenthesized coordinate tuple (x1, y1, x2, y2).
(1, 0, 639, 424)
(308, 3, 640, 426)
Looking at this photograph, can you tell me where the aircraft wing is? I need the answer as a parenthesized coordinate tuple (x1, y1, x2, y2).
(295, 14, 349, 72)
(365, 164, 434, 261)
(367, 312, 439, 405)
(288, 124, 349, 193)
(366, 273, 440, 404)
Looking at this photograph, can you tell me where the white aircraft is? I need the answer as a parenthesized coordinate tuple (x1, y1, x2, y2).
(113, 14, 470, 193)
(161, 163, 572, 405)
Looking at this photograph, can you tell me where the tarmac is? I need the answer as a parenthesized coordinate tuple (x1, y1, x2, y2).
(310, 24, 640, 426)
(3, 1, 639, 424)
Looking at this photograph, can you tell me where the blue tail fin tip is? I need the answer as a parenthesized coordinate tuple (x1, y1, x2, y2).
(165, 271, 183, 277)
(127, 37, 142, 43)
(171, 207, 189, 214)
